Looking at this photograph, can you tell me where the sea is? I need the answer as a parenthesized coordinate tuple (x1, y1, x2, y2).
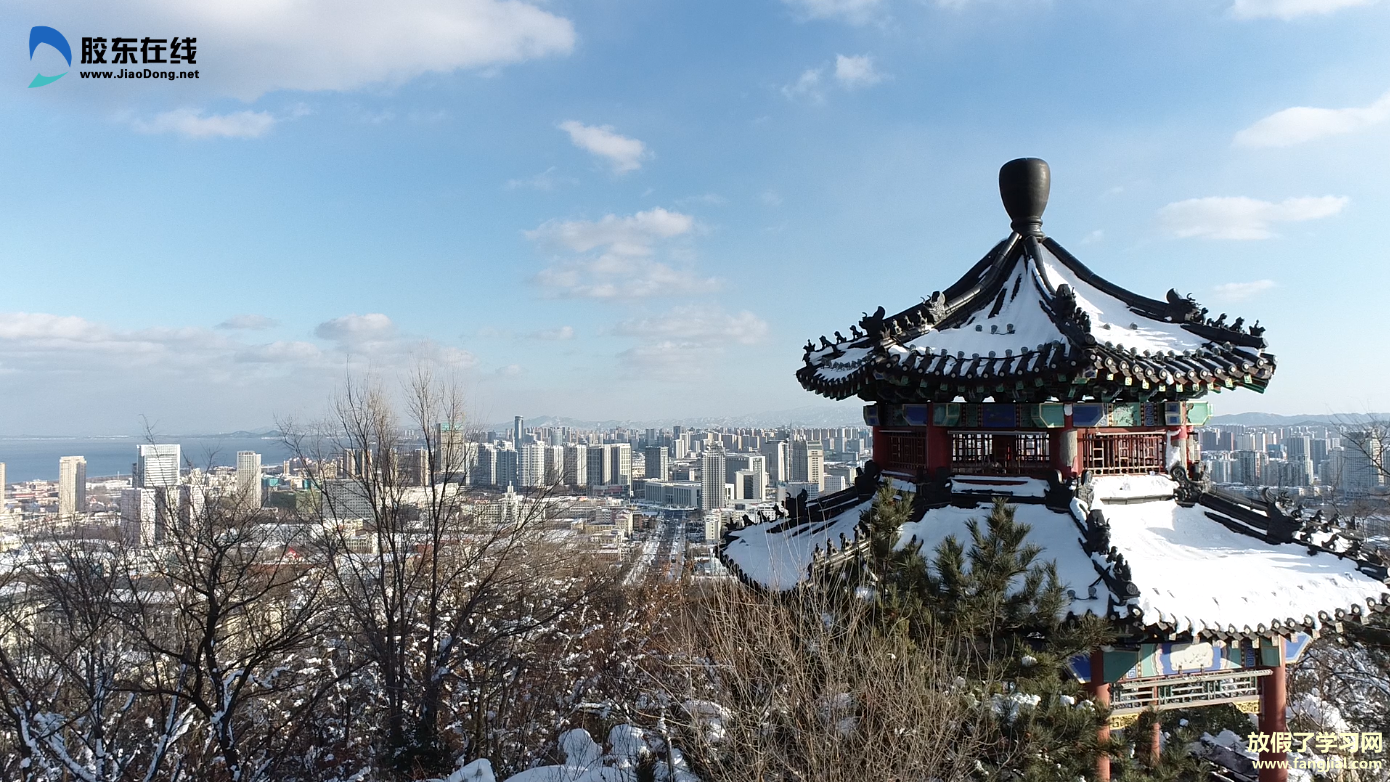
(0, 435, 298, 482)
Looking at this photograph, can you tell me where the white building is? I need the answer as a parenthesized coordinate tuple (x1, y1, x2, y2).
(236, 451, 262, 509)
(120, 487, 158, 545)
(58, 455, 87, 517)
(136, 444, 181, 488)
(519, 443, 547, 488)
(643, 480, 701, 507)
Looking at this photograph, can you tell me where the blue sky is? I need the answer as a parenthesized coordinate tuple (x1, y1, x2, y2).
(2, 0, 1389, 434)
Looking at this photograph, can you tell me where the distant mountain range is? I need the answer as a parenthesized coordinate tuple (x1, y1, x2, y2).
(1207, 412, 1388, 427)
(485, 405, 867, 432)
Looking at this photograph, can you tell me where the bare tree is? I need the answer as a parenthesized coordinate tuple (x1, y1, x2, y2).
(283, 368, 612, 776)
(0, 539, 183, 782)
(119, 492, 337, 781)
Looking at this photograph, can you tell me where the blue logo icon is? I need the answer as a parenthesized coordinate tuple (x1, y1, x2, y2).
(29, 26, 71, 88)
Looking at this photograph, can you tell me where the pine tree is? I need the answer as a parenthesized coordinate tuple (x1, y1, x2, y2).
(860, 494, 1118, 780)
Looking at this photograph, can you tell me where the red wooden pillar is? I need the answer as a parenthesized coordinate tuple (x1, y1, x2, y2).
(871, 425, 885, 466)
(1088, 649, 1111, 781)
(1258, 637, 1288, 782)
(925, 422, 950, 474)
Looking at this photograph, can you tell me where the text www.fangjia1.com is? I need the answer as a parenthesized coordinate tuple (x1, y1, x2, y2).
(80, 67, 200, 81)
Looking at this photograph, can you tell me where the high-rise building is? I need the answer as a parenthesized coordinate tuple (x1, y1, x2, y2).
(1343, 432, 1384, 497)
(135, 444, 181, 488)
(1285, 436, 1310, 464)
(58, 455, 87, 517)
(519, 443, 547, 488)
(513, 415, 525, 444)
(587, 446, 609, 487)
(434, 422, 469, 479)
(1311, 438, 1330, 467)
(472, 443, 498, 487)
(120, 487, 158, 545)
(544, 445, 564, 484)
(495, 446, 520, 488)
(701, 447, 727, 511)
(760, 440, 788, 484)
(236, 451, 262, 509)
(789, 440, 824, 490)
(563, 444, 588, 486)
(733, 469, 765, 501)
(608, 444, 632, 487)
(726, 453, 765, 485)
(644, 446, 670, 481)
(401, 448, 430, 487)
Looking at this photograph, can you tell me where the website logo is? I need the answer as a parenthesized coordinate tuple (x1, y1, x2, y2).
(29, 26, 71, 88)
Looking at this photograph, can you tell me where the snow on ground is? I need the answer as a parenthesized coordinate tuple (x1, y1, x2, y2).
(721, 497, 873, 591)
(895, 502, 1109, 618)
(443, 725, 698, 782)
(621, 536, 662, 587)
(1088, 474, 1175, 502)
(1092, 477, 1388, 636)
(951, 475, 1048, 498)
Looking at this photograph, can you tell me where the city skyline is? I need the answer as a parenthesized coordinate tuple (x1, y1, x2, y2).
(6, 0, 1390, 434)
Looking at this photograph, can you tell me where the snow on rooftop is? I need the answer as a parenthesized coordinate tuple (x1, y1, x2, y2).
(1092, 477, 1388, 636)
(904, 261, 1066, 358)
(895, 502, 1108, 618)
(1034, 244, 1207, 354)
(721, 497, 873, 591)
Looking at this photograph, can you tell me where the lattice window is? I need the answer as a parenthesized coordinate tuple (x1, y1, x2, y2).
(1081, 431, 1166, 475)
(881, 430, 926, 471)
(951, 432, 1050, 475)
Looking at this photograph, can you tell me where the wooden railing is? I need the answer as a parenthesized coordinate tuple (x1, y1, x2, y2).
(1080, 431, 1166, 475)
(950, 431, 1051, 476)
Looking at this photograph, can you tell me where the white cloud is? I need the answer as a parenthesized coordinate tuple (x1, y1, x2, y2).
(558, 121, 650, 174)
(615, 307, 769, 378)
(47, 0, 574, 100)
(217, 314, 279, 330)
(132, 108, 276, 139)
(1157, 195, 1348, 240)
(1231, 0, 1376, 19)
(615, 306, 769, 346)
(529, 326, 575, 340)
(785, 54, 884, 102)
(782, 68, 825, 102)
(528, 209, 719, 299)
(782, 0, 884, 23)
(314, 313, 397, 345)
(761, 190, 784, 207)
(235, 340, 321, 363)
(1234, 89, 1390, 148)
(1212, 280, 1277, 302)
(834, 54, 884, 88)
(530, 208, 693, 253)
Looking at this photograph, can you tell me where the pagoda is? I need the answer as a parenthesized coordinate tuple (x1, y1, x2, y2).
(718, 159, 1389, 782)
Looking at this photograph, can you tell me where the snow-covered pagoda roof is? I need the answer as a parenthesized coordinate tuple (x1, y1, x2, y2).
(799, 159, 1276, 404)
(718, 471, 1390, 643)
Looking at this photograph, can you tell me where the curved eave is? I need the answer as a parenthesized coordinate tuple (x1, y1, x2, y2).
(799, 232, 1276, 402)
